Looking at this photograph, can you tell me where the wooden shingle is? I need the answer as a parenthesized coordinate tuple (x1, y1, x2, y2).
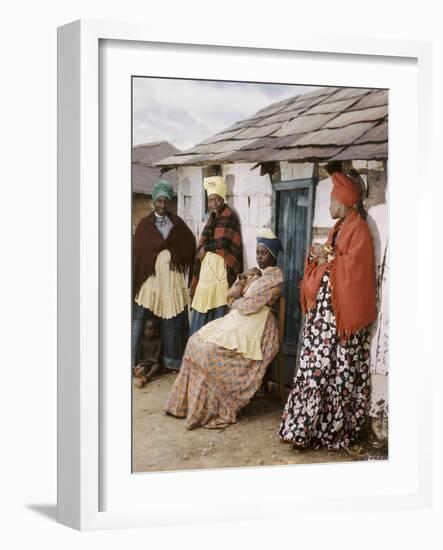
(155, 86, 388, 167)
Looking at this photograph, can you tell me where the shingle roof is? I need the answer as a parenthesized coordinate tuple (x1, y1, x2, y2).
(132, 141, 180, 194)
(155, 87, 388, 168)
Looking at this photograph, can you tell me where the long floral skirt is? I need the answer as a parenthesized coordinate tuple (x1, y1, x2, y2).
(165, 314, 279, 429)
(278, 273, 371, 450)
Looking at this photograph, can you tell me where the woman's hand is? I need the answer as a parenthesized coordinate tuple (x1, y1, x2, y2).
(197, 247, 206, 261)
(311, 243, 329, 260)
(310, 243, 333, 266)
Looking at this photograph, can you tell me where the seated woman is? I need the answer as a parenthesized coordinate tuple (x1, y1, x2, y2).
(278, 168, 377, 450)
(165, 229, 284, 430)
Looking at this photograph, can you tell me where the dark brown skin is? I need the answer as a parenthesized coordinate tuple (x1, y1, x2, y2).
(196, 247, 206, 261)
(255, 243, 276, 270)
(237, 244, 276, 290)
(310, 243, 328, 265)
(207, 193, 225, 215)
(134, 319, 163, 387)
(154, 196, 170, 217)
(329, 195, 350, 220)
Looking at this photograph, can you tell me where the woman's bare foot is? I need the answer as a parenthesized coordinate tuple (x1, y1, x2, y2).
(134, 375, 148, 388)
(134, 366, 144, 378)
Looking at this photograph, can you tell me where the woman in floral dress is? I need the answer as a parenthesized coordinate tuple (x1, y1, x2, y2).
(165, 229, 283, 429)
(279, 170, 377, 450)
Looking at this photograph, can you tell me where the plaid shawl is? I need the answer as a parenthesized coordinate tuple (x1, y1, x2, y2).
(190, 205, 243, 299)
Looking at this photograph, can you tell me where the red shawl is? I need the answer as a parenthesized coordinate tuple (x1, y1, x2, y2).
(300, 208, 377, 338)
(133, 212, 196, 299)
(190, 205, 243, 299)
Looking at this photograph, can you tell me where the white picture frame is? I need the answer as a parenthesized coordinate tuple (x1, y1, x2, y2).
(57, 19, 434, 531)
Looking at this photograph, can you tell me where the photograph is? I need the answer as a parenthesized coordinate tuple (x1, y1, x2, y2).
(131, 76, 389, 473)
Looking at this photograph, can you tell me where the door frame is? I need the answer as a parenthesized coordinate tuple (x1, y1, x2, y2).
(271, 176, 317, 387)
(272, 177, 317, 255)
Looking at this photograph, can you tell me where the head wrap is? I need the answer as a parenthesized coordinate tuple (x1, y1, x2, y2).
(331, 172, 361, 207)
(256, 227, 283, 258)
(152, 179, 174, 202)
(203, 176, 227, 201)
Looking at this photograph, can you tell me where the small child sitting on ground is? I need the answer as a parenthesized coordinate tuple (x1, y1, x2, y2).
(133, 317, 163, 388)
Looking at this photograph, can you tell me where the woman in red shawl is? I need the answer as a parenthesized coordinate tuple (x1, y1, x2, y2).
(279, 167, 377, 450)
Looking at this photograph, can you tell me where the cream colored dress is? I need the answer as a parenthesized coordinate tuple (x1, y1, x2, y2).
(135, 249, 189, 319)
(197, 278, 269, 360)
(190, 251, 228, 313)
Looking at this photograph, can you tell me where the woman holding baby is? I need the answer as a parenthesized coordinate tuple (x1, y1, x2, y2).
(165, 229, 284, 429)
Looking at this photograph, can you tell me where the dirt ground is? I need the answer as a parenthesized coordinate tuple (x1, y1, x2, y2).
(132, 371, 388, 473)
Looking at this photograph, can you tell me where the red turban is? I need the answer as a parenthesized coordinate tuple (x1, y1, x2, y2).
(331, 172, 361, 206)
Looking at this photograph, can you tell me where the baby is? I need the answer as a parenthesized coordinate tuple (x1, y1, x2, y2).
(133, 317, 163, 388)
(238, 267, 262, 295)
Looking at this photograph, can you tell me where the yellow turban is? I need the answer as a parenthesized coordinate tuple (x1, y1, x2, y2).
(203, 176, 227, 201)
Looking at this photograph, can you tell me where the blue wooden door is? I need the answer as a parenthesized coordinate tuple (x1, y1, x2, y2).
(272, 178, 315, 387)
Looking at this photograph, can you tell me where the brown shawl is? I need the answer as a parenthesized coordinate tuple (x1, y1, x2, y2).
(133, 211, 196, 299)
(300, 208, 377, 338)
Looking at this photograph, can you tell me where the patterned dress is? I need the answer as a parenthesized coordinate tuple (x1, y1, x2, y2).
(278, 272, 371, 450)
(165, 267, 283, 429)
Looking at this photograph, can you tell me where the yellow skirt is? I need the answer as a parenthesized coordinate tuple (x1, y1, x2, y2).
(135, 250, 189, 319)
(191, 252, 229, 314)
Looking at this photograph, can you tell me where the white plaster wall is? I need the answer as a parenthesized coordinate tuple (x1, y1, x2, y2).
(280, 161, 315, 181)
(313, 176, 333, 230)
(369, 372, 389, 440)
(367, 203, 389, 376)
(223, 163, 273, 269)
(177, 165, 203, 243)
(367, 200, 389, 440)
(177, 163, 273, 270)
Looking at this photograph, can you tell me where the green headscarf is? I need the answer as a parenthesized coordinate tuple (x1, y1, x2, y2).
(152, 179, 174, 202)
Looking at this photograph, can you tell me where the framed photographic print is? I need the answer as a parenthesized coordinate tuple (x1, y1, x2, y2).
(57, 19, 433, 531)
(130, 76, 389, 474)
